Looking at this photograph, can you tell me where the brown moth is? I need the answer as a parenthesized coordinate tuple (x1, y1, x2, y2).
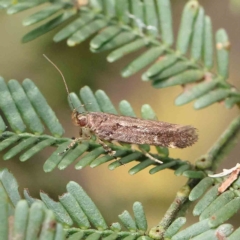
(43, 55, 198, 164)
(72, 110, 198, 149)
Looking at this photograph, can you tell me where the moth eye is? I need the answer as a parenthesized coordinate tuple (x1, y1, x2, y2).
(78, 116, 88, 127)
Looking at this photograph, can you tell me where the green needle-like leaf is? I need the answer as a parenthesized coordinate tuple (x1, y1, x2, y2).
(107, 39, 146, 62)
(90, 26, 122, 49)
(95, 90, 118, 114)
(189, 177, 214, 201)
(8, 80, 44, 134)
(182, 170, 205, 179)
(0, 182, 8, 240)
(40, 191, 73, 226)
(131, 0, 144, 31)
(0, 77, 26, 133)
(208, 198, 240, 228)
(68, 231, 85, 240)
(145, 61, 193, 82)
(133, 202, 147, 231)
(119, 100, 136, 117)
(80, 86, 101, 112)
(22, 79, 64, 137)
(59, 192, 90, 228)
(25, 202, 45, 240)
(172, 219, 210, 240)
(0, 116, 6, 134)
(191, 224, 233, 240)
(13, 200, 29, 240)
(3, 137, 39, 160)
(67, 19, 108, 46)
(153, 70, 204, 89)
(174, 164, 191, 176)
(39, 210, 56, 240)
(229, 227, 240, 240)
(7, 1, 47, 15)
(67, 181, 108, 230)
(22, 10, 76, 43)
(216, 29, 230, 80)
(20, 138, 56, 162)
(58, 143, 89, 170)
(104, 0, 116, 17)
(43, 141, 71, 172)
(68, 92, 84, 112)
(110, 222, 121, 231)
(203, 16, 214, 69)
(54, 13, 96, 42)
(75, 146, 105, 169)
(91, 31, 136, 53)
(149, 161, 177, 174)
(0, 134, 20, 152)
(145, 54, 178, 78)
(108, 152, 142, 170)
(118, 210, 137, 231)
(54, 224, 65, 240)
(115, 0, 129, 25)
(164, 217, 186, 238)
(175, 78, 219, 106)
(144, 0, 158, 37)
(193, 184, 220, 216)
(194, 89, 230, 109)
(191, 7, 204, 61)
(129, 159, 153, 175)
(90, 0, 103, 11)
(90, 150, 127, 168)
(86, 232, 102, 240)
(200, 191, 235, 221)
(22, 3, 65, 26)
(0, 169, 21, 206)
(122, 46, 165, 78)
(157, 0, 173, 46)
(176, 0, 199, 54)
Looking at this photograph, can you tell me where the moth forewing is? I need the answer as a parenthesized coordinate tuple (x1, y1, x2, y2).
(74, 112, 198, 149)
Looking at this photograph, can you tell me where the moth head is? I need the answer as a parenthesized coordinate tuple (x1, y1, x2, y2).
(72, 110, 88, 127)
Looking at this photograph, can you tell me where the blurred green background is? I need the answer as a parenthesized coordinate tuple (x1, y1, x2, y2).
(0, 0, 240, 228)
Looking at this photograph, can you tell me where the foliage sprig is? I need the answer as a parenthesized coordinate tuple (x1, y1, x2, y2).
(1, 168, 240, 240)
(0, 0, 238, 109)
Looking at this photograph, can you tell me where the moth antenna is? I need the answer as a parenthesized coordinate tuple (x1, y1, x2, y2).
(43, 54, 75, 110)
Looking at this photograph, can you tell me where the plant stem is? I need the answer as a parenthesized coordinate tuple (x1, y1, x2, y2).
(196, 115, 240, 171)
(149, 179, 199, 239)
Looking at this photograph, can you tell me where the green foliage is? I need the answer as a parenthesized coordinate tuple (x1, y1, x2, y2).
(0, 168, 149, 240)
(0, 169, 65, 240)
(1, 168, 240, 240)
(1, 1, 240, 239)
(1, 0, 239, 109)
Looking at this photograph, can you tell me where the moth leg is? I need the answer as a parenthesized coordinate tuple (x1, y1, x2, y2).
(58, 137, 83, 155)
(98, 138, 116, 156)
(141, 149, 163, 164)
(59, 128, 91, 155)
(131, 144, 163, 164)
(97, 139, 124, 165)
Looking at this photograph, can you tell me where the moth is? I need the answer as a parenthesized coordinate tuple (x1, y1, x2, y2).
(72, 111, 197, 148)
(43, 55, 198, 164)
